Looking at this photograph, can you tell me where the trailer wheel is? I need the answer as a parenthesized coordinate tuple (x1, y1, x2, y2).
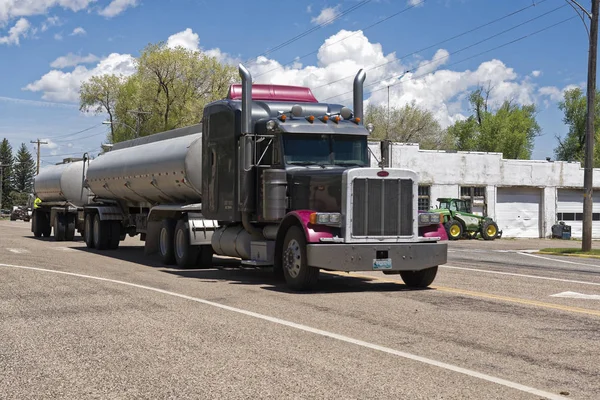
(174, 219, 199, 269)
(93, 214, 110, 250)
(84, 213, 95, 248)
(54, 214, 66, 241)
(32, 210, 42, 237)
(282, 226, 319, 291)
(41, 212, 51, 237)
(108, 221, 121, 250)
(400, 266, 438, 288)
(159, 219, 176, 265)
(65, 214, 76, 241)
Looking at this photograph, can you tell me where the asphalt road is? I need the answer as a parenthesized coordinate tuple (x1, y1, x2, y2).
(1, 219, 600, 399)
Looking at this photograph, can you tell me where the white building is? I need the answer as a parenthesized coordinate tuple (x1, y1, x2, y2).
(368, 142, 600, 239)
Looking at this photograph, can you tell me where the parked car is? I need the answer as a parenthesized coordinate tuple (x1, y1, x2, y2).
(10, 206, 31, 222)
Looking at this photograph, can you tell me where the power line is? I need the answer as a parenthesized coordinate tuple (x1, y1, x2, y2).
(254, 0, 425, 79)
(323, 4, 569, 102)
(333, 15, 577, 104)
(314, 0, 553, 90)
(247, 0, 373, 63)
(44, 123, 104, 140)
(52, 130, 107, 143)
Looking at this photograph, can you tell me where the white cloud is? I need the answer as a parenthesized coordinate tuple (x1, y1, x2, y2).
(311, 5, 341, 26)
(307, 5, 312, 13)
(98, 0, 138, 18)
(166, 28, 199, 51)
(531, 70, 542, 78)
(408, 0, 425, 7)
(54, 32, 63, 40)
(70, 26, 86, 36)
(0, 0, 96, 26)
(0, 96, 78, 108)
(40, 138, 59, 150)
(24, 53, 136, 102)
(0, 17, 31, 45)
(41, 15, 61, 32)
(50, 53, 100, 68)
(538, 84, 580, 102)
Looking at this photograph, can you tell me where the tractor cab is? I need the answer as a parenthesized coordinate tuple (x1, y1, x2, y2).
(437, 198, 471, 214)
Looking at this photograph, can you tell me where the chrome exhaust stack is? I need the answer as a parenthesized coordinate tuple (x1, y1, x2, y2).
(353, 69, 366, 123)
(239, 64, 252, 135)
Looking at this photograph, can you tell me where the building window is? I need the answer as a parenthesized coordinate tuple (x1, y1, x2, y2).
(418, 185, 431, 211)
(460, 186, 487, 215)
(557, 212, 600, 221)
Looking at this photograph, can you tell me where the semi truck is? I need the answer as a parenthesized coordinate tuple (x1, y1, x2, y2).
(33, 64, 448, 290)
(31, 158, 92, 240)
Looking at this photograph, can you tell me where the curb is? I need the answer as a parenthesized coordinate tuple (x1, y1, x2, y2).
(536, 251, 600, 260)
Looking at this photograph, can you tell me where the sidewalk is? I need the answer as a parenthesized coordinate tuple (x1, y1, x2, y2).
(447, 237, 600, 251)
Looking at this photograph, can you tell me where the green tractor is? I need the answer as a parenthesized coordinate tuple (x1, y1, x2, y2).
(430, 198, 502, 241)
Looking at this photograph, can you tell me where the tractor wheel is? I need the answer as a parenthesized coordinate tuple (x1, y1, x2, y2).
(481, 220, 499, 241)
(444, 220, 463, 241)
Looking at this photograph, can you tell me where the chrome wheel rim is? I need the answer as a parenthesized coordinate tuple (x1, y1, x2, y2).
(284, 239, 302, 278)
(159, 227, 168, 256)
(175, 229, 186, 260)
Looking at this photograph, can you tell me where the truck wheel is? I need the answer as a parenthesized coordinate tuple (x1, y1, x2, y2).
(282, 226, 319, 291)
(32, 211, 42, 237)
(159, 219, 176, 265)
(84, 214, 95, 248)
(54, 214, 66, 241)
(65, 214, 76, 241)
(400, 266, 438, 288)
(41, 212, 52, 237)
(481, 220, 499, 241)
(197, 244, 214, 269)
(174, 219, 199, 269)
(444, 220, 463, 240)
(108, 221, 121, 250)
(93, 214, 110, 250)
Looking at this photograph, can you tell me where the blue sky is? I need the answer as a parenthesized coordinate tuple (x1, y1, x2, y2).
(0, 0, 591, 166)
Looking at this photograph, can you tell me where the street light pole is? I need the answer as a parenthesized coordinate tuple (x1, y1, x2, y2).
(578, 0, 599, 251)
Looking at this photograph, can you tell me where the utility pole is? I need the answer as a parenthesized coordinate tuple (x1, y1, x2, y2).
(578, 0, 599, 252)
(30, 139, 48, 175)
(127, 110, 152, 138)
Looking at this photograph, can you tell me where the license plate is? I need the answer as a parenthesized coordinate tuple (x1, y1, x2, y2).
(373, 258, 392, 270)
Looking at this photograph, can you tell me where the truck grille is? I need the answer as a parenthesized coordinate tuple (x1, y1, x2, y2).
(352, 178, 413, 237)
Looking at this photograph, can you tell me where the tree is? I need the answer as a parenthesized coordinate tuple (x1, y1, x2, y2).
(79, 41, 238, 143)
(447, 87, 541, 159)
(554, 87, 600, 165)
(79, 74, 124, 143)
(0, 138, 14, 210)
(364, 101, 453, 150)
(13, 143, 36, 193)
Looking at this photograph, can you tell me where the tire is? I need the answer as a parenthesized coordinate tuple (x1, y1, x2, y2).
(159, 219, 176, 265)
(282, 225, 319, 291)
(174, 219, 199, 269)
(197, 244, 214, 269)
(444, 220, 463, 241)
(40, 212, 51, 237)
(108, 221, 121, 250)
(54, 214, 66, 241)
(84, 213, 95, 248)
(32, 210, 42, 237)
(481, 220, 499, 241)
(400, 266, 438, 288)
(93, 214, 110, 250)
(65, 214, 76, 241)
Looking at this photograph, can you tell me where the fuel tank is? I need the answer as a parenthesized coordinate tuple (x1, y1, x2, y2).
(85, 130, 203, 205)
(34, 160, 91, 206)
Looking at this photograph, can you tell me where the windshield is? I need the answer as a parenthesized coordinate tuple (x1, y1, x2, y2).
(282, 134, 368, 167)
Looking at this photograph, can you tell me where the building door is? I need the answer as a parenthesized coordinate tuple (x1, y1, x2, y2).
(495, 187, 542, 238)
(556, 189, 600, 238)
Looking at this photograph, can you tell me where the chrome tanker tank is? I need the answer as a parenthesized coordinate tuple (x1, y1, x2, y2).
(34, 160, 91, 206)
(85, 124, 203, 205)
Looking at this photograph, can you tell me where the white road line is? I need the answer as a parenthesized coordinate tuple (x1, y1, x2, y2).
(6, 248, 29, 254)
(518, 252, 600, 268)
(551, 291, 600, 300)
(441, 265, 600, 287)
(0, 262, 567, 400)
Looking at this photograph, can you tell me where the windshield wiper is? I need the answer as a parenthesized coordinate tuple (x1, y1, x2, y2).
(288, 161, 328, 168)
(334, 162, 364, 166)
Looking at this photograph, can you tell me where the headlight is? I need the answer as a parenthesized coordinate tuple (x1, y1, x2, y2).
(310, 212, 342, 226)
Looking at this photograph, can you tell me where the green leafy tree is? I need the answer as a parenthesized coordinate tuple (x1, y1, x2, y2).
(79, 42, 238, 144)
(553, 87, 600, 165)
(364, 101, 453, 150)
(447, 88, 541, 159)
(0, 138, 14, 210)
(13, 143, 36, 193)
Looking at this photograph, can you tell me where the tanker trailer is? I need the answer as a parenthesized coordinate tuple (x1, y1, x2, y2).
(82, 124, 215, 263)
(32, 158, 92, 240)
(82, 63, 447, 291)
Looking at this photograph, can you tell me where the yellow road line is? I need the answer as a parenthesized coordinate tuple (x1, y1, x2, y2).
(324, 271, 600, 318)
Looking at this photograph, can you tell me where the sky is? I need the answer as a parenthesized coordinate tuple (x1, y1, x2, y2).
(0, 0, 591, 167)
